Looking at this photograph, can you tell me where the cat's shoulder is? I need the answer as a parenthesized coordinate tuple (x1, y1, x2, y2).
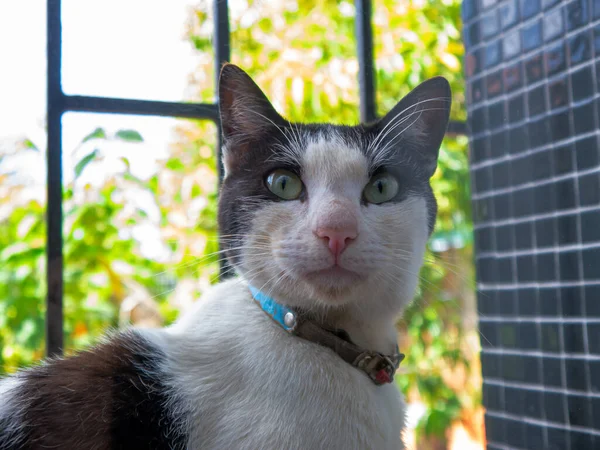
(0, 329, 186, 450)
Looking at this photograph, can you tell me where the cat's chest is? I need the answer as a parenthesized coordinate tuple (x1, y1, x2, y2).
(162, 286, 405, 449)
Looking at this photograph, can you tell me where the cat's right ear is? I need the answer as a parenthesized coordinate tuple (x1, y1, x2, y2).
(218, 64, 285, 143)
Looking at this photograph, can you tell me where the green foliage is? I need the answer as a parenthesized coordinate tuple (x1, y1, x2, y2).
(0, 121, 219, 373)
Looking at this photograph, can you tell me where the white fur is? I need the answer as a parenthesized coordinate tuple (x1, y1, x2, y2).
(152, 279, 406, 450)
(147, 134, 430, 449)
(0, 376, 24, 445)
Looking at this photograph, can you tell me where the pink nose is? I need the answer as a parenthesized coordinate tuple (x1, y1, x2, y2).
(316, 228, 358, 258)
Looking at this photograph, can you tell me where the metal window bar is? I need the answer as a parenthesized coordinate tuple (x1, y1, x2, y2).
(45, 0, 465, 357)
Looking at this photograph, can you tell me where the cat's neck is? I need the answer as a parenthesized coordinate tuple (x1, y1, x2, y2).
(308, 305, 399, 355)
(243, 279, 401, 355)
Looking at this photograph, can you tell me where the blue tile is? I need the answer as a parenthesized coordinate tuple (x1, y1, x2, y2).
(468, 22, 481, 48)
(575, 135, 598, 169)
(569, 31, 592, 65)
(480, 0, 497, 10)
(550, 111, 571, 142)
(571, 66, 594, 101)
(545, 392, 567, 422)
(542, 324, 561, 352)
(525, 424, 546, 450)
(525, 53, 545, 84)
(503, 30, 521, 60)
(579, 175, 600, 207)
(563, 324, 585, 353)
(508, 94, 525, 122)
(562, 287, 584, 317)
(505, 418, 526, 448)
(570, 431, 595, 450)
(504, 63, 523, 91)
(528, 85, 546, 116)
(545, 42, 566, 75)
(553, 143, 575, 174)
(557, 216, 579, 246)
(566, 358, 588, 391)
(581, 210, 600, 245)
(583, 247, 600, 278)
(566, 0, 589, 31)
(521, 0, 541, 19)
(543, 0, 561, 8)
(549, 77, 569, 109)
(559, 250, 581, 280)
(547, 427, 569, 450)
(481, 10, 500, 38)
(523, 21, 542, 52)
(543, 356, 563, 387)
(487, 71, 503, 98)
(462, 0, 478, 21)
(544, 7, 564, 41)
(574, 107, 596, 137)
(500, 0, 519, 29)
(485, 40, 502, 68)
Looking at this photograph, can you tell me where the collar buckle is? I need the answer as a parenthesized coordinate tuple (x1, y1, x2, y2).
(353, 351, 402, 385)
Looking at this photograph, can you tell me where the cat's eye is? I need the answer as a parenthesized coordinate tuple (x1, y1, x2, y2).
(266, 169, 303, 200)
(363, 173, 399, 204)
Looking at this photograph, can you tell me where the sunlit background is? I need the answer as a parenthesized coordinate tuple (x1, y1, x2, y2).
(0, 1, 482, 448)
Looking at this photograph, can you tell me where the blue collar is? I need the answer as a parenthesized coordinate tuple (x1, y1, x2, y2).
(248, 285, 297, 332)
(248, 284, 405, 386)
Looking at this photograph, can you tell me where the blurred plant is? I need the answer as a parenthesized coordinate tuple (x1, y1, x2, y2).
(0, 123, 218, 372)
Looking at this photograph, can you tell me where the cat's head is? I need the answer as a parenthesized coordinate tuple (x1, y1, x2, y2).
(217, 64, 450, 319)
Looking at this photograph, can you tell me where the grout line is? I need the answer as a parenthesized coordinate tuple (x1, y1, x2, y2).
(475, 241, 600, 258)
(477, 280, 600, 289)
(486, 410, 600, 437)
(472, 166, 600, 200)
(484, 377, 600, 398)
(470, 130, 598, 171)
(481, 347, 600, 360)
(479, 316, 600, 323)
(474, 204, 600, 229)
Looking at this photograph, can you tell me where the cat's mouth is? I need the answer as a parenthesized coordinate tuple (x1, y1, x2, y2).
(303, 265, 364, 286)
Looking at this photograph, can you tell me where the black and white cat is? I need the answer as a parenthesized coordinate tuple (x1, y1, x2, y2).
(0, 64, 450, 449)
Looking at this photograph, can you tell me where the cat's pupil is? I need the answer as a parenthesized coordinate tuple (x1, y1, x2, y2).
(377, 180, 384, 194)
(281, 177, 287, 190)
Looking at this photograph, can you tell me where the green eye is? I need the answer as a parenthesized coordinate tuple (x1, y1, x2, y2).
(363, 173, 399, 204)
(266, 169, 303, 200)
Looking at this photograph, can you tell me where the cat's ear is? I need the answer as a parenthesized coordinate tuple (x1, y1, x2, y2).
(218, 64, 285, 142)
(374, 77, 451, 177)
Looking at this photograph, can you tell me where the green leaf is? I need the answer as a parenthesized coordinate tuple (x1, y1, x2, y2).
(21, 139, 40, 151)
(166, 158, 185, 171)
(82, 127, 107, 143)
(74, 149, 99, 179)
(115, 129, 143, 142)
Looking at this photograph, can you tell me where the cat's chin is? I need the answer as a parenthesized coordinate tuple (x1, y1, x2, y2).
(303, 266, 365, 292)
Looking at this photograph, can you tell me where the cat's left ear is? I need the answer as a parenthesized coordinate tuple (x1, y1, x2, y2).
(374, 77, 451, 177)
(218, 63, 285, 142)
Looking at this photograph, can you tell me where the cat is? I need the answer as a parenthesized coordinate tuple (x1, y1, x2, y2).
(0, 64, 450, 450)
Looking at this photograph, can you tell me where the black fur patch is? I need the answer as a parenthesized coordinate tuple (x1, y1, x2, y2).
(0, 332, 186, 450)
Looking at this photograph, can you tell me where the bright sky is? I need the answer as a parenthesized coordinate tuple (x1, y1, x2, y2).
(0, 0, 204, 186)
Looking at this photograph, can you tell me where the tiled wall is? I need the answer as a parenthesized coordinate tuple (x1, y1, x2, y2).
(462, 0, 600, 448)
